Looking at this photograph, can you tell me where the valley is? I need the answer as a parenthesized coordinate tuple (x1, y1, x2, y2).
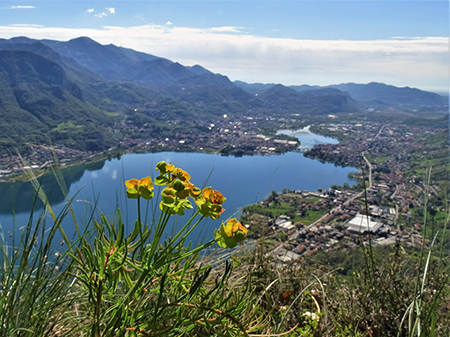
(0, 36, 447, 184)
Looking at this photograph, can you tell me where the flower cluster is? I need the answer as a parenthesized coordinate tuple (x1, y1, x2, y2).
(125, 161, 248, 248)
(194, 186, 226, 220)
(154, 161, 226, 218)
(215, 218, 248, 249)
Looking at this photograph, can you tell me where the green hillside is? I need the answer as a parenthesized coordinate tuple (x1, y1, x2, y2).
(0, 50, 116, 153)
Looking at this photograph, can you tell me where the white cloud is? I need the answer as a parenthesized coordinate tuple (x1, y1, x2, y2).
(9, 5, 35, 9)
(94, 12, 107, 18)
(166, 21, 172, 25)
(91, 8, 114, 18)
(9, 24, 43, 28)
(0, 23, 446, 91)
(210, 26, 242, 33)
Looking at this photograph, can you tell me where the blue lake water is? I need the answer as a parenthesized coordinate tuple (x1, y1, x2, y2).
(277, 126, 339, 150)
(0, 131, 355, 245)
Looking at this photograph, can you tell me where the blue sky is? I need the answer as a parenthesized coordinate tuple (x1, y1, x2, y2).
(0, 1, 448, 92)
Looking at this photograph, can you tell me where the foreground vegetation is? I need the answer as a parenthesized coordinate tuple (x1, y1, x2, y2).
(0, 162, 448, 336)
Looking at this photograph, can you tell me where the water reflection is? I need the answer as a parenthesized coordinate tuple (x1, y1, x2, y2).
(0, 160, 106, 214)
(277, 126, 339, 150)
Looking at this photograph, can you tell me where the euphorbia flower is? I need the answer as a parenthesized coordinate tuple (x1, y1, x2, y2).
(186, 182, 201, 198)
(202, 187, 226, 204)
(173, 168, 190, 182)
(156, 161, 174, 175)
(155, 161, 191, 185)
(125, 177, 154, 200)
(171, 181, 200, 200)
(195, 187, 226, 220)
(215, 218, 248, 249)
(160, 187, 193, 216)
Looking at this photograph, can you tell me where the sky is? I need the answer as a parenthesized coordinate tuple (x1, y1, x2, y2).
(0, 1, 448, 93)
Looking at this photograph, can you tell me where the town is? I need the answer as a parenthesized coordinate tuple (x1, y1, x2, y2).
(241, 182, 432, 264)
(236, 114, 448, 263)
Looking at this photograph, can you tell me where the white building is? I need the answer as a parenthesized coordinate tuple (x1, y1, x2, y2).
(346, 213, 383, 233)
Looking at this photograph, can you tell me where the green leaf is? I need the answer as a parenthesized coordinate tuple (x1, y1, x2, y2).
(126, 188, 139, 199)
(138, 186, 154, 200)
(155, 175, 170, 185)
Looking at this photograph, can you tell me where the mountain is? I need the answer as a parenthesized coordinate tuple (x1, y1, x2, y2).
(289, 84, 322, 93)
(0, 37, 102, 89)
(233, 81, 276, 95)
(258, 84, 358, 113)
(327, 82, 447, 106)
(166, 73, 258, 115)
(38, 37, 253, 112)
(187, 65, 213, 76)
(236, 80, 446, 107)
(118, 58, 194, 84)
(0, 50, 115, 152)
(0, 37, 181, 113)
(1, 35, 445, 156)
(40, 36, 159, 79)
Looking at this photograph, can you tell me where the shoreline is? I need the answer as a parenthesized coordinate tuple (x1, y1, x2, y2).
(0, 143, 298, 184)
(0, 126, 343, 184)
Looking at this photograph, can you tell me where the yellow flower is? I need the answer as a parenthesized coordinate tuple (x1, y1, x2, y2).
(156, 161, 174, 175)
(173, 168, 190, 182)
(155, 162, 191, 185)
(186, 182, 201, 197)
(195, 187, 226, 219)
(215, 218, 248, 249)
(160, 187, 193, 215)
(125, 177, 154, 200)
(202, 187, 226, 205)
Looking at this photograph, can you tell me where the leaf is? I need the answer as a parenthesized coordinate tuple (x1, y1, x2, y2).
(126, 188, 139, 199)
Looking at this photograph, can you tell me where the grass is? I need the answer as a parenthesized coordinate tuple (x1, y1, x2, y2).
(293, 210, 326, 226)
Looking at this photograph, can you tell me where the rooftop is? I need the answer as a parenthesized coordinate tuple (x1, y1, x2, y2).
(346, 214, 383, 233)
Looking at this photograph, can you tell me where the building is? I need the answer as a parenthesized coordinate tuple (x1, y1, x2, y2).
(346, 214, 383, 233)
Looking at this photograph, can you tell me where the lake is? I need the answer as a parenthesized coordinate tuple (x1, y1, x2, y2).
(277, 125, 339, 150)
(0, 130, 355, 245)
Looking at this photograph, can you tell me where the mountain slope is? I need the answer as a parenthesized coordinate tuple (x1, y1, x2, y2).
(327, 82, 447, 106)
(233, 81, 276, 95)
(0, 38, 101, 91)
(258, 84, 358, 113)
(118, 58, 194, 84)
(166, 73, 258, 115)
(41, 36, 159, 79)
(236, 79, 447, 107)
(0, 50, 115, 153)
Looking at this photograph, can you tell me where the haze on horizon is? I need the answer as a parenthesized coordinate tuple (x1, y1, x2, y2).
(0, 1, 448, 93)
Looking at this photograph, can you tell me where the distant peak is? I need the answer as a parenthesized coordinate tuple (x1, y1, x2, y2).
(9, 36, 34, 43)
(68, 36, 99, 44)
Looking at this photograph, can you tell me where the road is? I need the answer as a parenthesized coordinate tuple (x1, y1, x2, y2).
(390, 183, 400, 200)
(375, 124, 388, 138)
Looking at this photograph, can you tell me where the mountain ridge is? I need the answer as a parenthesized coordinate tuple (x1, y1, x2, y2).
(0, 35, 446, 155)
(235, 81, 446, 107)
